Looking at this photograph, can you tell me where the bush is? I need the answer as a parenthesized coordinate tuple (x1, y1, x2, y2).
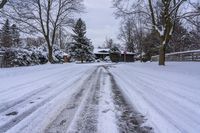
(1, 48, 47, 67)
(0, 45, 66, 67)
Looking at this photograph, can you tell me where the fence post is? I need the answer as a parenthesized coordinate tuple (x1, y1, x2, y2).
(191, 53, 194, 61)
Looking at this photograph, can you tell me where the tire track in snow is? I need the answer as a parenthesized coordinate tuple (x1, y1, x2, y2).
(0, 66, 70, 94)
(1, 65, 154, 133)
(104, 66, 153, 133)
(0, 67, 81, 112)
(65, 67, 102, 133)
(111, 70, 195, 133)
(0, 68, 79, 113)
(45, 67, 100, 133)
(46, 65, 153, 133)
(0, 67, 95, 133)
(118, 69, 200, 126)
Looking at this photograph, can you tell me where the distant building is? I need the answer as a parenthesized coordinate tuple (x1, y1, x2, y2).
(94, 48, 135, 62)
(94, 48, 110, 60)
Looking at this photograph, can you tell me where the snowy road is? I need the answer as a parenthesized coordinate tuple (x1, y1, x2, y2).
(109, 62, 200, 133)
(0, 64, 151, 133)
(0, 62, 199, 133)
(0, 64, 97, 133)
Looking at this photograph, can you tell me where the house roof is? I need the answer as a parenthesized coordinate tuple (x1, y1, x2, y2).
(63, 53, 70, 57)
(94, 48, 110, 54)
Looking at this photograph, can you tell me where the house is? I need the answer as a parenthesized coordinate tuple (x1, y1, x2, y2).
(94, 48, 135, 62)
(94, 48, 110, 60)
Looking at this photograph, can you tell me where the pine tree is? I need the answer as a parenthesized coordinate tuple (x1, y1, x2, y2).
(69, 18, 94, 63)
(1, 19, 12, 48)
(142, 30, 160, 61)
(11, 24, 20, 47)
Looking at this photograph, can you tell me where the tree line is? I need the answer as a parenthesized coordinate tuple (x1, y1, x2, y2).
(113, 0, 200, 65)
(0, 19, 20, 48)
(0, 0, 94, 65)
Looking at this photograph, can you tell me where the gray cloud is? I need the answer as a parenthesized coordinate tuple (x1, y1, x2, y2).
(81, 0, 120, 47)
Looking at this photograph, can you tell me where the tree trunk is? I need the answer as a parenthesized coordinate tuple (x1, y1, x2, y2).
(159, 45, 166, 65)
(48, 46, 53, 63)
(81, 56, 83, 63)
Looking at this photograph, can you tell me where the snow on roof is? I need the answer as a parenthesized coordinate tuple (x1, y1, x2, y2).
(63, 53, 70, 57)
(94, 48, 110, 54)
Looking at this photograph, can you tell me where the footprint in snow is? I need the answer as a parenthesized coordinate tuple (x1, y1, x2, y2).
(6, 111, 18, 116)
(102, 109, 110, 113)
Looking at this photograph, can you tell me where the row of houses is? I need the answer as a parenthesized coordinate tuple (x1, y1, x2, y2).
(94, 48, 135, 62)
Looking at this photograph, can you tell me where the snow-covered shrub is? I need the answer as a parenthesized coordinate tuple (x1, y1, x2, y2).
(0, 43, 67, 67)
(104, 56, 111, 62)
(0, 47, 47, 67)
(53, 45, 65, 63)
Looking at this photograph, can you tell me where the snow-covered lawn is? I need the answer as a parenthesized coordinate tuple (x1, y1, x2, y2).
(0, 62, 200, 133)
(110, 62, 200, 133)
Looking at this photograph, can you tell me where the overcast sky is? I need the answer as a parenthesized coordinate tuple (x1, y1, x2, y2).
(80, 0, 120, 48)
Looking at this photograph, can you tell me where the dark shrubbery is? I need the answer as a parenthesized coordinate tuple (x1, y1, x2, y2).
(109, 47, 121, 62)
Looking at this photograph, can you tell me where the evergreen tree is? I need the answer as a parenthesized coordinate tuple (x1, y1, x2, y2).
(69, 18, 94, 63)
(142, 30, 160, 61)
(11, 24, 20, 47)
(1, 19, 12, 48)
(109, 46, 121, 62)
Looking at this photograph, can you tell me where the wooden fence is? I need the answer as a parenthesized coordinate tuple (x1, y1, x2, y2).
(151, 50, 200, 62)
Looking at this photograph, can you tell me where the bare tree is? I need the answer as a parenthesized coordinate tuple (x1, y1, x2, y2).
(113, 0, 188, 65)
(118, 18, 135, 53)
(1, 0, 83, 63)
(184, 1, 200, 26)
(118, 16, 146, 60)
(148, 0, 188, 65)
(104, 38, 115, 49)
